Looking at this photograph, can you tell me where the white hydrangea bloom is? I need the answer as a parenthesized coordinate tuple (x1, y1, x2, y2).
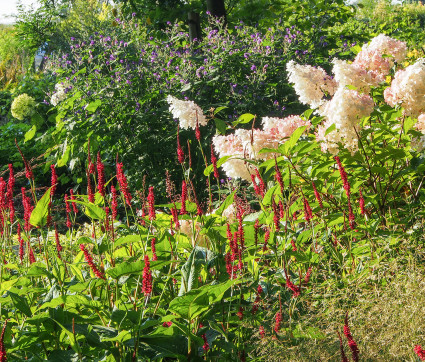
(167, 95, 208, 130)
(384, 59, 425, 117)
(262, 115, 310, 137)
(11, 94, 36, 121)
(286, 60, 337, 108)
(353, 35, 406, 77)
(212, 133, 253, 181)
(332, 58, 384, 93)
(318, 88, 374, 154)
(50, 82, 70, 106)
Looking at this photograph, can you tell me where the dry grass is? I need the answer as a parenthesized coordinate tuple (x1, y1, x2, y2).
(253, 246, 425, 361)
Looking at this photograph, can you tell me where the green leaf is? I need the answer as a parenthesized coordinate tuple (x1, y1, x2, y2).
(30, 187, 52, 227)
(215, 190, 236, 216)
(86, 99, 102, 113)
(53, 320, 82, 354)
(178, 248, 205, 296)
(214, 118, 227, 134)
(232, 113, 255, 126)
(325, 123, 336, 136)
(114, 234, 143, 248)
(106, 260, 172, 279)
(204, 156, 231, 176)
(7, 291, 32, 317)
(85, 203, 106, 220)
(24, 125, 37, 143)
(169, 279, 238, 320)
(37, 295, 103, 311)
(57, 146, 70, 167)
(279, 126, 307, 155)
(214, 106, 228, 115)
(262, 185, 279, 206)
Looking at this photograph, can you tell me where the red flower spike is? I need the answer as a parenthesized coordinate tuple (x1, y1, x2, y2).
(176, 126, 184, 164)
(116, 162, 132, 206)
(237, 306, 244, 320)
(142, 255, 153, 296)
(343, 313, 359, 362)
(272, 199, 280, 231)
(54, 223, 63, 258)
(111, 185, 118, 220)
(97, 152, 106, 197)
(69, 189, 78, 214)
(195, 115, 201, 141)
(170, 207, 180, 228)
(291, 239, 297, 251)
(79, 244, 105, 279)
(414, 345, 425, 361)
(151, 238, 157, 261)
(104, 207, 110, 232)
(28, 243, 36, 264)
(304, 266, 312, 284)
(303, 197, 313, 223)
(359, 188, 365, 216)
(337, 331, 349, 362)
(87, 169, 94, 203)
(284, 267, 301, 297)
(257, 285, 263, 295)
(211, 144, 219, 178)
(335, 156, 350, 198)
(0, 320, 7, 362)
(255, 169, 265, 197)
(21, 187, 33, 232)
(312, 182, 323, 208)
(0, 178, 6, 211)
(50, 164, 58, 198)
(180, 181, 187, 215)
(65, 195, 72, 229)
(274, 157, 284, 191)
(202, 334, 209, 352)
(274, 312, 282, 333)
(263, 228, 270, 251)
(147, 187, 155, 220)
(259, 325, 266, 339)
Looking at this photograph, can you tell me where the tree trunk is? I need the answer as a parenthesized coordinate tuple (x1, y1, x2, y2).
(206, 0, 226, 25)
(188, 11, 201, 42)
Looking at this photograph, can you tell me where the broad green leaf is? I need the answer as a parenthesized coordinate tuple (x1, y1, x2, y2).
(8, 291, 32, 317)
(38, 295, 103, 311)
(27, 263, 54, 280)
(204, 156, 231, 176)
(114, 234, 142, 248)
(24, 125, 37, 143)
(85, 203, 106, 220)
(30, 187, 52, 227)
(57, 146, 70, 167)
(232, 113, 255, 126)
(169, 279, 238, 320)
(280, 126, 307, 155)
(215, 190, 236, 216)
(325, 123, 336, 136)
(178, 248, 205, 296)
(262, 185, 279, 206)
(214, 106, 228, 115)
(53, 320, 82, 354)
(214, 118, 227, 134)
(106, 260, 172, 279)
(86, 99, 102, 113)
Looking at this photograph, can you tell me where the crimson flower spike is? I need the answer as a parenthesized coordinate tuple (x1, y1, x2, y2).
(414, 345, 425, 361)
(69, 189, 78, 214)
(15, 139, 33, 180)
(87, 169, 94, 203)
(334, 156, 350, 198)
(210, 144, 219, 178)
(195, 111, 201, 141)
(0, 320, 7, 362)
(151, 238, 157, 261)
(176, 126, 184, 164)
(180, 181, 187, 215)
(79, 244, 105, 279)
(147, 186, 156, 220)
(337, 331, 349, 362)
(274, 156, 284, 191)
(116, 162, 132, 206)
(111, 185, 118, 220)
(97, 152, 106, 197)
(343, 313, 359, 362)
(312, 182, 323, 208)
(142, 255, 152, 296)
(50, 164, 58, 198)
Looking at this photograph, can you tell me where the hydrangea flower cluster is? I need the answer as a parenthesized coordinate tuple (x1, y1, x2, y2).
(288, 34, 408, 155)
(50, 82, 71, 106)
(384, 59, 425, 117)
(286, 60, 337, 108)
(213, 115, 310, 180)
(167, 95, 208, 130)
(11, 94, 36, 121)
